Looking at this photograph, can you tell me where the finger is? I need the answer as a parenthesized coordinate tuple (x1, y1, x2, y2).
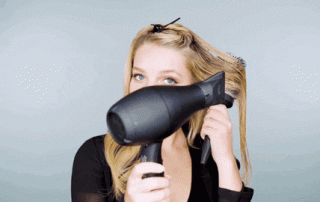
(207, 105, 229, 119)
(202, 120, 231, 137)
(202, 116, 224, 129)
(208, 104, 226, 110)
(141, 177, 170, 193)
(128, 162, 165, 185)
(207, 104, 221, 113)
(200, 124, 219, 139)
(201, 126, 233, 147)
(204, 111, 230, 127)
(141, 187, 170, 202)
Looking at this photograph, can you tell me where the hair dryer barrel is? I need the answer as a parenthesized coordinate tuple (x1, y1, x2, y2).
(107, 84, 205, 145)
(107, 87, 171, 145)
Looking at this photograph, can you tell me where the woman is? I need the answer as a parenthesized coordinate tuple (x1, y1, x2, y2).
(71, 19, 254, 202)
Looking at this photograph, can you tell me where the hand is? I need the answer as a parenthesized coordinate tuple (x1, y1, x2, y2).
(200, 104, 234, 164)
(124, 162, 172, 202)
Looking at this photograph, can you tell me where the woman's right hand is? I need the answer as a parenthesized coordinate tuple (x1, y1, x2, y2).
(124, 162, 172, 202)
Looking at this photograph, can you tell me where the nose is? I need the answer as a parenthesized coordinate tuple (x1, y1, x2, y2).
(130, 81, 157, 94)
(144, 80, 160, 88)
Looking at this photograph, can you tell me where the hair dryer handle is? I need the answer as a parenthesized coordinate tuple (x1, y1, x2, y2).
(140, 141, 164, 179)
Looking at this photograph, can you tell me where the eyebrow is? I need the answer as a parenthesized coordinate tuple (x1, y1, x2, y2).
(132, 66, 182, 77)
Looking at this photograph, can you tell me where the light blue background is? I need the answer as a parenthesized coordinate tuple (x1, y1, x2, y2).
(0, 0, 319, 201)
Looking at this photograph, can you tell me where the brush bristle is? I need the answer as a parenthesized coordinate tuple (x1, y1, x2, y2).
(226, 52, 246, 69)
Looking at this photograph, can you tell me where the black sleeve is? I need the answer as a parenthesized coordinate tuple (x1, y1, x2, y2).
(217, 184, 254, 202)
(71, 137, 111, 202)
(217, 159, 254, 202)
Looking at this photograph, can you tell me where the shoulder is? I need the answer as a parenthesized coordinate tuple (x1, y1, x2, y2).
(73, 134, 108, 169)
(72, 134, 115, 199)
(77, 134, 106, 152)
(75, 134, 106, 156)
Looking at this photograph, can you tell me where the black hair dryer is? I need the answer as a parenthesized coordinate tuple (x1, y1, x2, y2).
(106, 71, 234, 179)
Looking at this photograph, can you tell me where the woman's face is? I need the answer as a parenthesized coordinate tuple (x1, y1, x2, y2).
(129, 43, 193, 93)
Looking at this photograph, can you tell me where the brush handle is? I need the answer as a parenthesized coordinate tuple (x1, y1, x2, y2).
(200, 135, 212, 165)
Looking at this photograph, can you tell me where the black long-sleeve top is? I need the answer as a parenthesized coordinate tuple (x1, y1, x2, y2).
(71, 125, 254, 201)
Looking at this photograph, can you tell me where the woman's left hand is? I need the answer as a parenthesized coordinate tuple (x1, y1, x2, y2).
(201, 104, 243, 191)
(200, 104, 234, 164)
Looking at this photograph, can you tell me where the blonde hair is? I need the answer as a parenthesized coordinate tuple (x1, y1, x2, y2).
(104, 23, 251, 201)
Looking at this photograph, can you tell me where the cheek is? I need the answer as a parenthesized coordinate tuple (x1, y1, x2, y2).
(129, 81, 139, 94)
(129, 82, 134, 93)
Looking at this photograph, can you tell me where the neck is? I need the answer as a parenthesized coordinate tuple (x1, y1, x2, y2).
(161, 127, 188, 154)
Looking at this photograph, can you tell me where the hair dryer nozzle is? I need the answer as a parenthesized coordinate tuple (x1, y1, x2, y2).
(194, 71, 225, 108)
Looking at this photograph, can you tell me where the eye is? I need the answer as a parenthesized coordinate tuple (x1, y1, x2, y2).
(165, 78, 177, 85)
(132, 74, 144, 81)
(131, 74, 177, 84)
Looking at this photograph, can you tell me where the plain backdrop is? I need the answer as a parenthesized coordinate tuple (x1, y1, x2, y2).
(0, 0, 319, 201)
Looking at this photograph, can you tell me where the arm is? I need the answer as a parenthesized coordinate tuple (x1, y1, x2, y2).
(216, 157, 242, 191)
(216, 158, 254, 202)
(201, 105, 254, 201)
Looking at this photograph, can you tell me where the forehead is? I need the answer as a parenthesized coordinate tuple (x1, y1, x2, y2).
(133, 43, 187, 72)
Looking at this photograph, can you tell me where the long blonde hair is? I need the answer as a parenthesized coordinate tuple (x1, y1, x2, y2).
(104, 23, 251, 201)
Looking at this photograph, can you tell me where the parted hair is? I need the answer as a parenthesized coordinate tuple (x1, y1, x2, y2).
(103, 23, 251, 201)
